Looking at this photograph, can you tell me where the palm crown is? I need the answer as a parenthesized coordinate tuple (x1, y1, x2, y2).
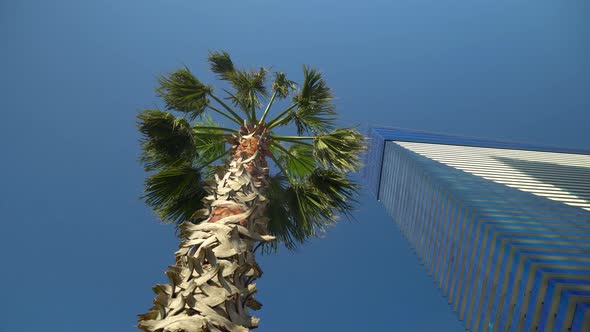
(138, 51, 365, 251)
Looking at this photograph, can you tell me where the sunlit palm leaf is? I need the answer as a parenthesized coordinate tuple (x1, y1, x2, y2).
(271, 142, 315, 179)
(208, 50, 269, 118)
(143, 164, 207, 225)
(314, 128, 365, 172)
(286, 66, 336, 134)
(226, 67, 269, 112)
(138, 110, 196, 171)
(156, 66, 211, 119)
(272, 72, 297, 99)
(192, 117, 228, 165)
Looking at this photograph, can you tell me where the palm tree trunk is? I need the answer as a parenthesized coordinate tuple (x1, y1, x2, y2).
(138, 133, 274, 332)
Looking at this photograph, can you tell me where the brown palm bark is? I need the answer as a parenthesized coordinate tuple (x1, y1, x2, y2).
(138, 126, 274, 332)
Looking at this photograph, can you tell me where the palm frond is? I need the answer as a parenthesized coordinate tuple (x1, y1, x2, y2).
(222, 89, 249, 115)
(314, 128, 366, 172)
(271, 142, 315, 179)
(137, 110, 196, 171)
(272, 72, 297, 99)
(263, 174, 328, 252)
(192, 116, 229, 166)
(142, 164, 208, 225)
(226, 67, 269, 114)
(208, 52, 268, 120)
(257, 72, 297, 124)
(263, 174, 298, 251)
(262, 168, 360, 252)
(208, 50, 235, 80)
(287, 66, 336, 134)
(192, 116, 232, 184)
(307, 168, 359, 217)
(156, 66, 211, 119)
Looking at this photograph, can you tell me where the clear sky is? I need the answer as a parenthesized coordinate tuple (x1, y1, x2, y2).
(0, 0, 588, 331)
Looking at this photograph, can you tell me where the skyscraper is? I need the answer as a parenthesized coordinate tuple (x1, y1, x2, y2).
(364, 127, 590, 332)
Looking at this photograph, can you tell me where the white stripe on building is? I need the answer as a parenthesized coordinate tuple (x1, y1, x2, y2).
(396, 141, 590, 211)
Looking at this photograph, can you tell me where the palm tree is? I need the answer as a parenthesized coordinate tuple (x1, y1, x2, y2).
(137, 51, 365, 332)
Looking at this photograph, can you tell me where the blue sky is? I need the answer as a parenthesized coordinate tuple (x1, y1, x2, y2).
(0, 0, 588, 331)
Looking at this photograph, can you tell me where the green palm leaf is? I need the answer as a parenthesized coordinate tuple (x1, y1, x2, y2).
(263, 168, 360, 252)
(264, 174, 298, 250)
(208, 50, 268, 119)
(138, 110, 196, 171)
(271, 142, 315, 179)
(272, 72, 297, 99)
(227, 67, 269, 113)
(208, 50, 235, 80)
(192, 118, 228, 164)
(142, 164, 208, 225)
(192, 117, 231, 179)
(313, 128, 365, 172)
(264, 173, 327, 251)
(307, 168, 358, 217)
(156, 66, 211, 119)
(287, 66, 336, 134)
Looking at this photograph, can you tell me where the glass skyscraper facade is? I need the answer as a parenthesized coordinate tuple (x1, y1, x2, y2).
(364, 127, 590, 332)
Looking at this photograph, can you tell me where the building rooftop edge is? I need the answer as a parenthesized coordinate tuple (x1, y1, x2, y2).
(369, 126, 590, 155)
(363, 126, 590, 200)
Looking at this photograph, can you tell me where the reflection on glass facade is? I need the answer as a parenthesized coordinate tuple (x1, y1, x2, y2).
(364, 128, 590, 332)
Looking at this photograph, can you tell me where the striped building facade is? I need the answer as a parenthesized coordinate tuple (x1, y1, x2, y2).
(364, 127, 590, 332)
